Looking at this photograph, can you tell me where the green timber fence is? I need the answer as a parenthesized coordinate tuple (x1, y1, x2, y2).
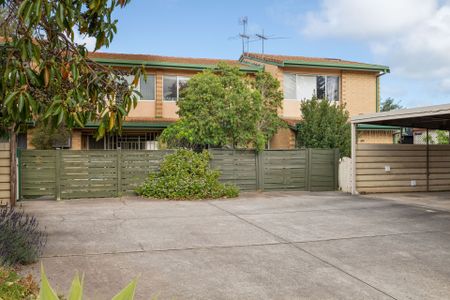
(18, 148, 339, 200)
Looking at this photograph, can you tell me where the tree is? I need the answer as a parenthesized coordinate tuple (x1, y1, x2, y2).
(297, 97, 350, 157)
(380, 97, 403, 112)
(160, 63, 284, 151)
(30, 121, 71, 149)
(436, 130, 449, 144)
(0, 0, 142, 137)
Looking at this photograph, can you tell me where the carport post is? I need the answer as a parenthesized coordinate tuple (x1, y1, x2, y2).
(426, 129, 430, 192)
(351, 122, 357, 195)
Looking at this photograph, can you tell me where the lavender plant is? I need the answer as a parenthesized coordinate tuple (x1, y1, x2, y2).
(0, 207, 47, 266)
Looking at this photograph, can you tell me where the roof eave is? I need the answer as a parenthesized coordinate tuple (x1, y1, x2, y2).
(92, 58, 261, 73)
(283, 61, 390, 73)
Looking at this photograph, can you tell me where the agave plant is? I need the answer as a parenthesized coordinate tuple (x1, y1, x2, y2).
(39, 264, 138, 300)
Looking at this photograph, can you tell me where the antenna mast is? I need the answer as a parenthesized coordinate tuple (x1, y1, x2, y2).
(255, 29, 268, 55)
(239, 16, 249, 54)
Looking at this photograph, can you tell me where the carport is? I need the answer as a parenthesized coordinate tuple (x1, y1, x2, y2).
(351, 104, 450, 194)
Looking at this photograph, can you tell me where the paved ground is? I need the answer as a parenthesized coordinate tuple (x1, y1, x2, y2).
(20, 191, 450, 300)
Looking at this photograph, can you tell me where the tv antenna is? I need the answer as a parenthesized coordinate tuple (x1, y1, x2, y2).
(252, 29, 289, 54)
(228, 16, 250, 54)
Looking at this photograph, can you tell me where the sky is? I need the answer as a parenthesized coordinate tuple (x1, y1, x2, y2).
(77, 0, 450, 108)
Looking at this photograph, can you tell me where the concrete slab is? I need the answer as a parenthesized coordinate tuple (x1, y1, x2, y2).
(28, 244, 391, 300)
(364, 192, 450, 213)
(19, 191, 450, 299)
(299, 231, 450, 300)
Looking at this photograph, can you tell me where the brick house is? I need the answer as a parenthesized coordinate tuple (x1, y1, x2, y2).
(24, 51, 393, 150)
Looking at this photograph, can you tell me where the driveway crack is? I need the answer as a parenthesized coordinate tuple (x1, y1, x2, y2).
(207, 201, 398, 300)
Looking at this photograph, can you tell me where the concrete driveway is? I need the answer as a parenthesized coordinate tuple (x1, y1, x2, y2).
(20, 192, 450, 299)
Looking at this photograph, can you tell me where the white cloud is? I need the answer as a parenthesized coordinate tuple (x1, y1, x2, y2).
(73, 32, 96, 52)
(298, 0, 450, 102)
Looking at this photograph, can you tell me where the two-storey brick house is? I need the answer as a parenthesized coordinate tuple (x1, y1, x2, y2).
(25, 51, 394, 150)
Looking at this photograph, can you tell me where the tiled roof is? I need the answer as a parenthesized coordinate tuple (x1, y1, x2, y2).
(89, 52, 260, 71)
(242, 52, 389, 72)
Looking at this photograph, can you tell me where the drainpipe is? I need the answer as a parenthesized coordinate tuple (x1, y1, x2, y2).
(376, 71, 387, 112)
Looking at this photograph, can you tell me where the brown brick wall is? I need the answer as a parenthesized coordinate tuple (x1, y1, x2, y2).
(358, 130, 394, 144)
(71, 130, 82, 150)
(270, 127, 296, 149)
(341, 71, 377, 116)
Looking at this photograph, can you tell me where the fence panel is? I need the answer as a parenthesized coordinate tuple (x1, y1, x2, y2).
(209, 149, 257, 191)
(262, 150, 307, 190)
(20, 150, 56, 199)
(121, 150, 173, 194)
(0, 142, 10, 205)
(309, 149, 339, 191)
(60, 151, 118, 199)
(19, 148, 338, 200)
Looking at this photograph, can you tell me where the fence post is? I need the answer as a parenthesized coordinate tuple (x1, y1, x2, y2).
(17, 148, 22, 201)
(55, 149, 61, 200)
(256, 150, 264, 191)
(117, 148, 122, 197)
(334, 149, 340, 190)
(306, 148, 312, 191)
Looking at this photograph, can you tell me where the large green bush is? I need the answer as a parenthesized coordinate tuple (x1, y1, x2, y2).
(136, 149, 239, 200)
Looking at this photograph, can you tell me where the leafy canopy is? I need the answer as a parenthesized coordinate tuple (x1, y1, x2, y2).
(297, 97, 350, 157)
(0, 0, 142, 137)
(160, 63, 284, 151)
(380, 97, 403, 112)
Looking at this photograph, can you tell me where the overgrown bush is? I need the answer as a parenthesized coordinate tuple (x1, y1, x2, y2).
(0, 267, 39, 300)
(136, 149, 239, 200)
(0, 207, 47, 266)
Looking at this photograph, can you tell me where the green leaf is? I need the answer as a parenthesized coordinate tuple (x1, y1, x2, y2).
(39, 264, 59, 300)
(4, 91, 19, 107)
(68, 273, 84, 300)
(112, 278, 138, 300)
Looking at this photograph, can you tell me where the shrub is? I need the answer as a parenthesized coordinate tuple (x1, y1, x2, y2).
(0, 207, 47, 266)
(136, 149, 239, 200)
(0, 267, 39, 300)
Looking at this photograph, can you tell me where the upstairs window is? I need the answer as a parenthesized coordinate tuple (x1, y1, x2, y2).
(284, 73, 340, 102)
(124, 74, 156, 100)
(163, 75, 190, 101)
(140, 75, 155, 100)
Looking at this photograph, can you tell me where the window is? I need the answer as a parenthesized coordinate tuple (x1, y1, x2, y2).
(284, 73, 340, 101)
(163, 75, 190, 101)
(140, 75, 155, 100)
(124, 74, 156, 100)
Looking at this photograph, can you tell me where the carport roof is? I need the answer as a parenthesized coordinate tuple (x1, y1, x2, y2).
(351, 104, 450, 130)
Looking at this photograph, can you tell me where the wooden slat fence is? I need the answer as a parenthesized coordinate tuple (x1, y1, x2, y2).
(19, 148, 339, 200)
(356, 144, 450, 193)
(0, 142, 10, 205)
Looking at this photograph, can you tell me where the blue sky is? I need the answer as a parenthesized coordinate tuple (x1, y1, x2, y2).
(84, 0, 450, 108)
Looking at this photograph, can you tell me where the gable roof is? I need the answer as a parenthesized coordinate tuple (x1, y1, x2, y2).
(89, 52, 261, 72)
(241, 52, 389, 73)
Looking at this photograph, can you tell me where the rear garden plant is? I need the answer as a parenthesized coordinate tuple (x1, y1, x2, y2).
(136, 149, 239, 200)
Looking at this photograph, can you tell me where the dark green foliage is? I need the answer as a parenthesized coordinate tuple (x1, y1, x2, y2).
(0, 267, 38, 300)
(30, 121, 71, 149)
(160, 64, 284, 151)
(380, 97, 403, 112)
(136, 149, 239, 200)
(0, 207, 47, 266)
(297, 97, 350, 157)
(0, 0, 141, 138)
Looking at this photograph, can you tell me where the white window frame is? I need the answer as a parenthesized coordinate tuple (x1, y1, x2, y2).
(283, 73, 341, 102)
(163, 75, 190, 101)
(138, 74, 156, 101)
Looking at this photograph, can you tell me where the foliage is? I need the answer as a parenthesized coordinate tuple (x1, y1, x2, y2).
(39, 264, 138, 300)
(436, 130, 449, 144)
(380, 97, 403, 112)
(160, 64, 284, 151)
(0, 267, 38, 300)
(297, 97, 350, 157)
(0, 207, 47, 266)
(0, 0, 142, 138)
(136, 149, 239, 200)
(30, 121, 71, 149)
